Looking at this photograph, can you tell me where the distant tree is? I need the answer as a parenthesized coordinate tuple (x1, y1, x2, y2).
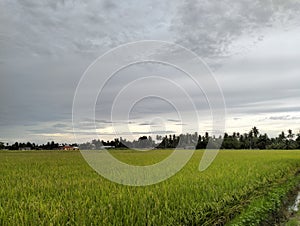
(279, 131, 286, 140)
(248, 130, 253, 149)
(0, 142, 4, 149)
(222, 133, 230, 149)
(49, 141, 59, 149)
(156, 135, 162, 141)
(231, 133, 240, 149)
(148, 136, 155, 147)
(248, 127, 259, 149)
(257, 133, 270, 149)
(139, 136, 147, 141)
(196, 135, 203, 149)
(202, 132, 209, 147)
(296, 132, 300, 149)
(285, 129, 298, 149)
(252, 127, 259, 137)
(26, 142, 32, 149)
(156, 136, 168, 149)
(222, 132, 240, 149)
(114, 138, 120, 148)
(137, 136, 149, 148)
(287, 129, 294, 139)
(280, 131, 287, 148)
(12, 142, 19, 150)
(273, 131, 287, 149)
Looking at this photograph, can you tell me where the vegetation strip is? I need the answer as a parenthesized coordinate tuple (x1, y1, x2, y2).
(227, 173, 300, 225)
(2, 127, 300, 151)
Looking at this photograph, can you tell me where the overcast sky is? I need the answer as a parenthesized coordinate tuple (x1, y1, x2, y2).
(1, 0, 300, 144)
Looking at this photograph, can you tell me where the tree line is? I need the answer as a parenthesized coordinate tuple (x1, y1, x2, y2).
(79, 127, 300, 150)
(1, 127, 300, 150)
(0, 141, 79, 150)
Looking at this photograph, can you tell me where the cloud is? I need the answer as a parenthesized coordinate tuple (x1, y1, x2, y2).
(172, 0, 300, 60)
(2, 0, 299, 62)
(1, 0, 300, 143)
(53, 123, 69, 128)
(269, 115, 300, 121)
(139, 123, 152, 126)
(167, 119, 181, 122)
(97, 130, 176, 136)
(0, 0, 178, 60)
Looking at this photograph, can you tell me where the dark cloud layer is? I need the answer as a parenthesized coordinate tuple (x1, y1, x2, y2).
(1, 0, 300, 143)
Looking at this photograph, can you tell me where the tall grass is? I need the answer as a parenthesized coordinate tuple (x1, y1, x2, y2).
(0, 150, 299, 225)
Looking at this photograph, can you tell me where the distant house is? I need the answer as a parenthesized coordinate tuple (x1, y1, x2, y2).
(61, 145, 79, 150)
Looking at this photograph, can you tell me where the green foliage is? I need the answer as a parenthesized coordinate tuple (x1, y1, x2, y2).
(228, 175, 300, 225)
(0, 150, 299, 225)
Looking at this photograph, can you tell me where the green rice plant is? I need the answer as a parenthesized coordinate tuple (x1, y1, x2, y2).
(0, 150, 299, 225)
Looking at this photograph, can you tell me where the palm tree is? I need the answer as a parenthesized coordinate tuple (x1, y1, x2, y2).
(287, 129, 294, 140)
(252, 127, 259, 138)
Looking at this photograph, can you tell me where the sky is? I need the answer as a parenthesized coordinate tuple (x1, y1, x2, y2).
(1, 0, 300, 144)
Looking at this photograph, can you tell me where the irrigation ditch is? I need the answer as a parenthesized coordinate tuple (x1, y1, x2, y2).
(260, 179, 300, 225)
